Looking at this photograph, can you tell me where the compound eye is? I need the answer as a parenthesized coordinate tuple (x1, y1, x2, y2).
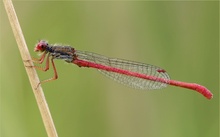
(40, 41, 48, 49)
(38, 44, 44, 50)
(34, 41, 48, 52)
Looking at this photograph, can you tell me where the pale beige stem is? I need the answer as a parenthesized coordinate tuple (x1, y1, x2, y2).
(3, 0, 58, 136)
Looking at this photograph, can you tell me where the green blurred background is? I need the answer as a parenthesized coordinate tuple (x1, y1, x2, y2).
(1, 1, 219, 137)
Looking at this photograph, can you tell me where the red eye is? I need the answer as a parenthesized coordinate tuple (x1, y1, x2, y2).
(34, 40, 48, 52)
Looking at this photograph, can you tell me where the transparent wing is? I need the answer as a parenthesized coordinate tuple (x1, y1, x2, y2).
(75, 50, 170, 90)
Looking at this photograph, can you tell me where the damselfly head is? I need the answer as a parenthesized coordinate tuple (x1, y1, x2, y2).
(34, 40, 48, 52)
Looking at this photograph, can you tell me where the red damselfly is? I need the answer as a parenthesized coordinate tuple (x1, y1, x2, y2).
(32, 40, 213, 99)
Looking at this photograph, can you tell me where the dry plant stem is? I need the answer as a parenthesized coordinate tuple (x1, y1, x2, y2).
(3, 0, 58, 137)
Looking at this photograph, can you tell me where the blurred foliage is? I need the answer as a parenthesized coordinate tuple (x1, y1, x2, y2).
(1, 1, 219, 137)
